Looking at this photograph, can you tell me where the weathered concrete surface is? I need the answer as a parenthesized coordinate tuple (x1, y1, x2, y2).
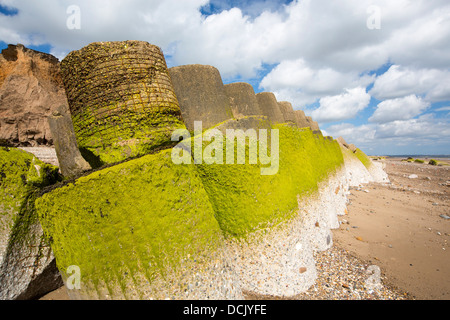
(224, 82, 262, 119)
(295, 110, 311, 128)
(212, 116, 271, 135)
(348, 144, 357, 153)
(169, 64, 233, 131)
(0, 44, 68, 147)
(278, 101, 296, 124)
(337, 136, 350, 149)
(61, 41, 185, 165)
(0, 148, 62, 300)
(18, 148, 59, 167)
(255, 92, 284, 124)
(47, 105, 91, 178)
(306, 116, 320, 132)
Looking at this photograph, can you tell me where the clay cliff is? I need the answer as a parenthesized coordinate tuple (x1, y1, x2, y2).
(0, 44, 68, 147)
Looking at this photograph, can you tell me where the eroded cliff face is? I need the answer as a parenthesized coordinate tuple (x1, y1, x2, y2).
(0, 44, 68, 147)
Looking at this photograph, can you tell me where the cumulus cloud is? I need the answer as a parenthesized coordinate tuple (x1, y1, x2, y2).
(1, 0, 450, 77)
(1, 0, 449, 154)
(259, 59, 375, 107)
(325, 115, 450, 154)
(370, 65, 450, 102)
(310, 87, 371, 123)
(369, 95, 431, 124)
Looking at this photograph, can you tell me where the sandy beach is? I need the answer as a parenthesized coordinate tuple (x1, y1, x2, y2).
(333, 157, 450, 300)
(40, 157, 449, 301)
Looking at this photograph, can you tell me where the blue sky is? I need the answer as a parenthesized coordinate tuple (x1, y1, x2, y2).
(1, 0, 449, 155)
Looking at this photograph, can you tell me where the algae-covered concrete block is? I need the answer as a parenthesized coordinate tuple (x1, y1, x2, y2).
(60, 41, 185, 166)
(0, 147, 62, 300)
(48, 105, 91, 178)
(195, 124, 344, 296)
(169, 64, 233, 131)
(224, 82, 262, 119)
(36, 149, 242, 300)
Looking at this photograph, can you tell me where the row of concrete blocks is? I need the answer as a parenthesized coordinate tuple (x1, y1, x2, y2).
(168, 64, 320, 133)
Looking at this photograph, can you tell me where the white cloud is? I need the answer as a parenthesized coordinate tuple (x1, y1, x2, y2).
(369, 95, 431, 124)
(2, 0, 450, 78)
(370, 65, 450, 102)
(310, 87, 371, 123)
(325, 115, 450, 155)
(1, 0, 449, 154)
(259, 59, 375, 107)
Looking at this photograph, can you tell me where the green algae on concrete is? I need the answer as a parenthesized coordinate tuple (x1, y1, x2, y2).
(60, 41, 185, 167)
(354, 148, 373, 170)
(194, 124, 344, 238)
(0, 147, 60, 299)
(35, 149, 229, 299)
(0, 147, 59, 236)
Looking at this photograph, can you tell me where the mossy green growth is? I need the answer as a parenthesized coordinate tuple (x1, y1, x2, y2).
(194, 125, 344, 238)
(0, 147, 60, 253)
(35, 149, 223, 297)
(414, 159, 425, 164)
(74, 108, 186, 168)
(354, 148, 373, 170)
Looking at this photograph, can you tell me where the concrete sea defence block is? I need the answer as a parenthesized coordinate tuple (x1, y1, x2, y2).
(35, 149, 242, 300)
(0, 147, 62, 300)
(195, 124, 344, 296)
(223, 82, 262, 119)
(47, 105, 91, 178)
(255, 92, 285, 124)
(277, 101, 296, 124)
(169, 64, 233, 131)
(60, 41, 185, 166)
(306, 116, 320, 132)
(294, 110, 311, 129)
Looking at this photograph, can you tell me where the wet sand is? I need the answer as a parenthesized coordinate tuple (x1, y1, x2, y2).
(334, 157, 450, 300)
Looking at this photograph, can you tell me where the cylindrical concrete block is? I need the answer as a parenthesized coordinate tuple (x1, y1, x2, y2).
(223, 82, 262, 119)
(255, 92, 284, 124)
(295, 110, 310, 128)
(169, 64, 233, 131)
(306, 116, 320, 131)
(48, 105, 91, 178)
(278, 101, 296, 124)
(60, 41, 184, 166)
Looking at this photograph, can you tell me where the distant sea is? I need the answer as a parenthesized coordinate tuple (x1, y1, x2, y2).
(376, 155, 450, 159)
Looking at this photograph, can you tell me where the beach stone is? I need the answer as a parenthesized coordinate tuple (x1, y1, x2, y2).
(409, 174, 419, 179)
(255, 92, 284, 124)
(60, 41, 185, 166)
(223, 82, 262, 119)
(47, 105, 91, 178)
(0, 44, 68, 147)
(169, 64, 233, 131)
